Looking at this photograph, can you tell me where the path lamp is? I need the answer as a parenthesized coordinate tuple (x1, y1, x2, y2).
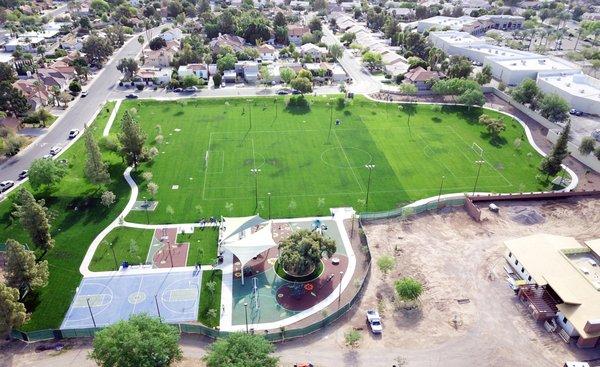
(472, 160, 485, 196)
(251, 168, 261, 211)
(437, 176, 446, 204)
(364, 164, 375, 211)
(108, 242, 117, 270)
(338, 271, 344, 307)
(167, 240, 174, 268)
(143, 196, 149, 224)
(244, 302, 249, 334)
(267, 192, 272, 219)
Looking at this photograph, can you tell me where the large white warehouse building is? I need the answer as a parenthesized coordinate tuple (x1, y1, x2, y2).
(537, 73, 600, 115)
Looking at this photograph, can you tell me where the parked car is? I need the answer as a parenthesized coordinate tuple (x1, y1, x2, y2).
(569, 109, 583, 116)
(366, 309, 383, 334)
(18, 170, 28, 180)
(42, 154, 53, 159)
(0, 180, 15, 192)
(81, 91, 88, 97)
(183, 86, 198, 92)
(68, 129, 80, 139)
(277, 88, 291, 95)
(49, 145, 62, 155)
(174, 88, 183, 92)
(126, 93, 138, 99)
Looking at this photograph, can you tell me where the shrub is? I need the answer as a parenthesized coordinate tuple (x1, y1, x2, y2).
(99, 135, 119, 152)
(286, 95, 310, 109)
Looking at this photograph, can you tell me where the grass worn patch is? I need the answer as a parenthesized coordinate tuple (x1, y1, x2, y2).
(0, 101, 134, 331)
(115, 95, 547, 223)
(88, 227, 154, 271)
(180, 228, 219, 266)
(198, 269, 222, 328)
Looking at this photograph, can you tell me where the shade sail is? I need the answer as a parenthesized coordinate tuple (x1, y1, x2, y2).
(221, 221, 277, 268)
(220, 215, 265, 243)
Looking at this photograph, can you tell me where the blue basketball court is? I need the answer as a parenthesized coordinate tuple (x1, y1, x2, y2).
(61, 270, 201, 329)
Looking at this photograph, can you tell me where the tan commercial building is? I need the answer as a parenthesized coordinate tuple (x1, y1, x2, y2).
(505, 234, 600, 348)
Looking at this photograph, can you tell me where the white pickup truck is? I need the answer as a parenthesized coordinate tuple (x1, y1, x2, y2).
(366, 309, 383, 334)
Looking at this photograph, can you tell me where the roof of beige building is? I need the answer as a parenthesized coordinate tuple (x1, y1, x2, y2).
(505, 234, 600, 339)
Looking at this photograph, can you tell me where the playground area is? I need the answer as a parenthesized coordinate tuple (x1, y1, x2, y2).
(223, 216, 352, 327)
(61, 270, 201, 329)
(146, 227, 189, 268)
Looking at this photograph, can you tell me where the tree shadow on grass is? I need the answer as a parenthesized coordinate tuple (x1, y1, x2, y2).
(432, 116, 442, 123)
(480, 132, 508, 147)
(284, 105, 311, 115)
(173, 110, 184, 116)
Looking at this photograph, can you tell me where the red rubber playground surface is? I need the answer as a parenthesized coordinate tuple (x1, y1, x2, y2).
(152, 228, 189, 268)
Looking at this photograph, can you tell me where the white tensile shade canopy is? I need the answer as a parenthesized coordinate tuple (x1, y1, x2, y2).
(221, 220, 277, 284)
(220, 215, 266, 243)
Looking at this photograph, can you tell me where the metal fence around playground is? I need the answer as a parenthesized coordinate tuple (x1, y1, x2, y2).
(359, 196, 467, 222)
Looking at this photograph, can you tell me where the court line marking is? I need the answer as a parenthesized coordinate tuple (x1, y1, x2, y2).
(160, 277, 201, 316)
(63, 282, 114, 325)
(130, 275, 145, 316)
(333, 130, 364, 192)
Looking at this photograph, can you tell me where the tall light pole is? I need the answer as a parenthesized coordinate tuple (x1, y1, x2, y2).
(167, 240, 174, 268)
(267, 192, 271, 219)
(244, 302, 249, 334)
(327, 100, 334, 143)
(108, 242, 117, 270)
(437, 175, 446, 203)
(251, 168, 261, 211)
(364, 164, 375, 211)
(86, 298, 97, 328)
(472, 160, 485, 196)
(247, 99, 252, 129)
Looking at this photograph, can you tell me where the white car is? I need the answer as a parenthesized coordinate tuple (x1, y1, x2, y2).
(592, 129, 600, 143)
(49, 145, 62, 155)
(366, 309, 383, 334)
(68, 129, 80, 139)
(0, 180, 15, 192)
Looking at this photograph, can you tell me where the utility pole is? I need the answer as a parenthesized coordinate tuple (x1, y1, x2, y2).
(364, 164, 375, 211)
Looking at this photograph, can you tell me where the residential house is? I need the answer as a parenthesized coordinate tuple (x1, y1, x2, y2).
(4, 37, 45, 53)
(287, 24, 310, 46)
(37, 68, 69, 90)
(59, 34, 84, 51)
(136, 67, 172, 85)
(209, 34, 246, 54)
(49, 60, 76, 80)
(235, 61, 259, 83)
(289, 0, 309, 9)
(300, 43, 328, 62)
(403, 66, 445, 90)
(142, 40, 180, 67)
(178, 63, 209, 80)
(12, 79, 49, 110)
(256, 44, 277, 62)
(160, 28, 183, 42)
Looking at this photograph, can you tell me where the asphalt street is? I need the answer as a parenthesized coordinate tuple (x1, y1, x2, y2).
(0, 26, 163, 194)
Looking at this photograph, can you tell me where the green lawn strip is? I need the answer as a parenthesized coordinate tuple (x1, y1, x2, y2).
(0, 101, 137, 331)
(198, 269, 222, 328)
(117, 95, 546, 224)
(179, 228, 219, 266)
(88, 227, 154, 271)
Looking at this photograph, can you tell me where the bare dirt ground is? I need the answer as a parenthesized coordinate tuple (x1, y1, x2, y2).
(3, 198, 600, 367)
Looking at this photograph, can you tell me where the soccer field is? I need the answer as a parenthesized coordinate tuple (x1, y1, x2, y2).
(118, 95, 545, 223)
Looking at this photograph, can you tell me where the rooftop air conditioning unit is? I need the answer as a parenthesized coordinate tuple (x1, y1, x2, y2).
(580, 89, 585, 93)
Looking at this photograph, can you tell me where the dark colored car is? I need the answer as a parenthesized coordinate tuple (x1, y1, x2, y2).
(126, 94, 139, 99)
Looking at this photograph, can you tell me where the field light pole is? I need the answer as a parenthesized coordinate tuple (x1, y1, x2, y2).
(327, 101, 334, 143)
(472, 160, 485, 196)
(364, 164, 375, 211)
(244, 302, 249, 334)
(251, 168, 261, 211)
(86, 298, 97, 328)
(247, 99, 252, 129)
(437, 176, 446, 203)
(108, 242, 117, 270)
(267, 192, 271, 219)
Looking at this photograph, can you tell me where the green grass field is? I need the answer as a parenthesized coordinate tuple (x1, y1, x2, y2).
(117, 96, 546, 223)
(0, 102, 134, 330)
(88, 227, 154, 272)
(180, 228, 219, 266)
(198, 269, 222, 328)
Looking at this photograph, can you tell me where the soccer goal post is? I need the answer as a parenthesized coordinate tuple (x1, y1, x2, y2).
(471, 142, 484, 157)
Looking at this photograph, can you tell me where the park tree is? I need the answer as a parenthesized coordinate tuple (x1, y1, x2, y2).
(117, 58, 139, 81)
(510, 78, 540, 105)
(147, 182, 159, 198)
(12, 188, 55, 255)
(4, 239, 49, 295)
(377, 255, 395, 278)
(479, 114, 506, 140)
(216, 53, 237, 73)
(82, 34, 114, 66)
(85, 131, 111, 186)
(475, 65, 492, 85)
(340, 32, 356, 46)
(260, 65, 272, 87)
(0, 62, 17, 83)
(27, 158, 68, 191)
(0, 81, 30, 116)
(431, 78, 480, 95)
(539, 93, 570, 123)
(280, 67, 296, 85)
(458, 88, 485, 108)
(100, 190, 116, 207)
(328, 43, 343, 60)
(540, 122, 570, 177)
(289, 77, 312, 94)
(149, 37, 167, 50)
(203, 332, 278, 367)
(446, 55, 473, 79)
(407, 56, 428, 70)
(90, 314, 182, 367)
(395, 277, 423, 304)
(69, 80, 82, 93)
(0, 283, 27, 335)
(362, 51, 383, 70)
(278, 229, 336, 276)
(579, 137, 596, 155)
(118, 111, 147, 166)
